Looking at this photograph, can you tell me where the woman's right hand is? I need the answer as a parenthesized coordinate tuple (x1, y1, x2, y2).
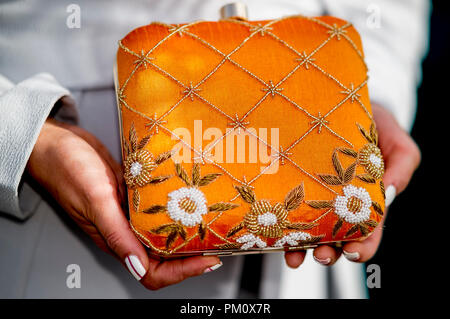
(26, 118, 222, 289)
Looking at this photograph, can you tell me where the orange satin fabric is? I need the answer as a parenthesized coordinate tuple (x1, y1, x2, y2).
(116, 16, 385, 256)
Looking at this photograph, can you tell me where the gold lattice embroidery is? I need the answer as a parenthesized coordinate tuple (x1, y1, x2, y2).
(145, 113, 167, 134)
(296, 51, 316, 69)
(133, 49, 154, 69)
(228, 114, 250, 135)
(182, 81, 201, 101)
(261, 80, 283, 97)
(249, 23, 273, 36)
(310, 112, 329, 134)
(117, 16, 377, 253)
(340, 83, 361, 103)
(327, 23, 349, 40)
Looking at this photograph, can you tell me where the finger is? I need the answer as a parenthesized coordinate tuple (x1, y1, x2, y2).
(284, 250, 306, 269)
(373, 106, 421, 197)
(312, 245, 342, 266)
(142, 256, 222, 290)
(383, 139, 420, 194)
(89, 189, 150, 281)
(341, 217, 385, 263)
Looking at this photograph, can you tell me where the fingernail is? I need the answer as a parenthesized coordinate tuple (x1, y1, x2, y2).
(125, 255, 146, 281)
(343, 250, 360, 261)
(313, 255, 331, 265)
(203, 261, 223, 274)
(385, 185, 396, 207)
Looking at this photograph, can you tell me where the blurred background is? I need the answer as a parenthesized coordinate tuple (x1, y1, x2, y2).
(367, 0, 443, 301)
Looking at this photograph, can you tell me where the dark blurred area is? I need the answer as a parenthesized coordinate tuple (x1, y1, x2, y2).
(369, 0, 445, 300)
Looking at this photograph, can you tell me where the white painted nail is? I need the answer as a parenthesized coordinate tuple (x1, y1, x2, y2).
(125, 255, 146, 281)
(385, 185, 396, 207)
(313, 256, 331, 265)
(203, 262, 223, 273)
(343, 250, 360, 261)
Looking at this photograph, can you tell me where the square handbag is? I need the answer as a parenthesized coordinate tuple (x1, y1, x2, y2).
(114, 7, 385, 258)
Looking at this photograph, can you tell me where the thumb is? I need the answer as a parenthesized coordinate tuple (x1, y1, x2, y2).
(92, 198, 150, 281)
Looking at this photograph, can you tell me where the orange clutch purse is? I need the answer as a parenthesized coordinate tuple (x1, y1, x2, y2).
(114, 8, 385, 258)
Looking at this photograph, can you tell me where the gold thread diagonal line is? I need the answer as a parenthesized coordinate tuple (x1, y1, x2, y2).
(277, 93, 317, 119)
(341, 33, 368, 71)
(322, 124, 354, 147)
(238, 125, 339, 195)
(193, 93, 236, 121)
(183, 31, 268, 86)
(285, 122, 321, 152)
(284, 156, 339, 195)
(354, 97, 373, 121)
(310, 62, 348, 91)
(202, 125, 236, 155)
(323, 78, 368, 118)
(311, 208, 333, 224)
(241, 92, 271, 120)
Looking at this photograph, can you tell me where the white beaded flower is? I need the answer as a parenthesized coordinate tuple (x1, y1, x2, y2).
(147, 163, 238, 250)
(236, 233, 267, 250)
(167, 187, 208, 227)
(273, 232, 312, 247)
(334, 185, 372, 224)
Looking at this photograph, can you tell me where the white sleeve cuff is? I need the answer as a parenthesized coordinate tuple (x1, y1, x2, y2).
(0, 73, 72, 219)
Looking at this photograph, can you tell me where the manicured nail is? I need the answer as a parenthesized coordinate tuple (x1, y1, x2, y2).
(343, 250, 360, 261)
(385, 185, 396, 207)
(203, 262, 223, 273)
(125, 255, 146, 281)
(313, 255, 331, 265)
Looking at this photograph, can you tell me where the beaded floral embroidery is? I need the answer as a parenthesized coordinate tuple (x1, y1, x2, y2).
(226, 184, 321, 250)
(145, 163, 238, 249)
(116, 15, 386, 255)
(356, 123, 385, 181)
(306, 124, 385, 238)
(122, 123, 172, 212)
